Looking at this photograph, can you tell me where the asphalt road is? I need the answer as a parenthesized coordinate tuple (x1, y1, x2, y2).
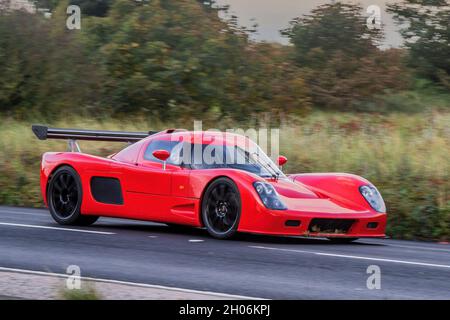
(0, 206, 449, 299)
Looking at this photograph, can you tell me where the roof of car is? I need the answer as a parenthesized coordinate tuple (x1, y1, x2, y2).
(148, 131, 255, 147)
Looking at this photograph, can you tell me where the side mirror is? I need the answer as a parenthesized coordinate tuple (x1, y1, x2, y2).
(152, 149, 170, 169)
(278, 155, 287, 168)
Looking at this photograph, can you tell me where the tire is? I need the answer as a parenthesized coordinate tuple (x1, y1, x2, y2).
(47, 165, 98, 226)
(201, 177, 241, 239)
(327, 237, 358, 244)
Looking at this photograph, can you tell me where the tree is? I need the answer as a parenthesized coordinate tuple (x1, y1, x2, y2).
(1, 0, 311, 121)
(282, 2, 382, 68)
(34, 0, 113, 16)
(387, 0, 450, 89)
(86, 0, 247, 119)
(282, 2, 410, 110)
(0, 2, 100, 117)
(82, 0, 307, 121)
(226, 43, 311, 122)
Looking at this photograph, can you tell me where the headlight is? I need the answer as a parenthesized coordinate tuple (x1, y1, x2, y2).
(359, 185, 386, 213)
(253, 182, 287, 210)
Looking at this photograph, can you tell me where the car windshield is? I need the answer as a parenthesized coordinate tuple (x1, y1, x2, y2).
(170, 141, 284, 178)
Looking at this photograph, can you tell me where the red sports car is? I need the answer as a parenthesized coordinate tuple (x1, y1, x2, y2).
(32, 125, 387, 241)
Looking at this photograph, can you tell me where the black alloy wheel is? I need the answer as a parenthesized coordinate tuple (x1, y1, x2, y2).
(202, 177, 241, 239)
(48, 166, 98, 226)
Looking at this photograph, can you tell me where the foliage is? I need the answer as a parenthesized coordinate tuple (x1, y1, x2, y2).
(301, 48, 411, 110)
(362, 79, 450, 113)
(34, 0, 113, 16)
(60, 284, 100, 300)
(283, 2, 412, 110)
(1, 0, 310, 121)
(0, 1, 447, 118)
(282, 2, 382, 64)
(0, 5, 101, 118)
(280, 111, 450, 240)
(387, 0, 450, 89)
(90, 0, 252, 119)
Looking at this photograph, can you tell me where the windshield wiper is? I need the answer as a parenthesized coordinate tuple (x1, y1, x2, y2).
(251, 152, 279, 180)
(265, 158, 282, 179)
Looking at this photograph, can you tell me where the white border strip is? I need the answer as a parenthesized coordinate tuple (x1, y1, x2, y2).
(249, 246, 450, 269)
(0, 222, 115, 235)
(0, 267, 264, 300)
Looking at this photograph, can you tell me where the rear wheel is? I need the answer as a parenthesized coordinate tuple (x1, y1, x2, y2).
(202, 177, 241, 239)
(48, 166, 98, 226)
(327, 237, 358, 244)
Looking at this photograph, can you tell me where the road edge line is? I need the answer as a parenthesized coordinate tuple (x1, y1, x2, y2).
(0, 266, 265, 300)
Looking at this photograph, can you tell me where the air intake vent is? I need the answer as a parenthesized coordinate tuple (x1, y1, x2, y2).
(285, 220, 301, 227)
(308, 219, 355, 234)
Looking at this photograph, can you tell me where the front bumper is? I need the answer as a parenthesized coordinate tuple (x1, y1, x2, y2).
(238, 206, 387, 238)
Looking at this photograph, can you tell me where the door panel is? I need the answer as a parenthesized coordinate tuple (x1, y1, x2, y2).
(97, 138, 194, 222)
(126, 161, 172, 196)
(109, 161, 170, 220)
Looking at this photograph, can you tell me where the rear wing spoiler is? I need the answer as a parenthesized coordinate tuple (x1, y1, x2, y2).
(32, 125, 158, 152)
(32, 125, 157, 142)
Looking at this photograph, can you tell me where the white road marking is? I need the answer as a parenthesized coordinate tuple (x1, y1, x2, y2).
(249, 245, 450, 269)
(148, 235, 158, 238)
(0, 222, 115, 235)
(0, 266, 264, 300)
(383, 243, 450, 253)
(2, 208, 449, 252)
(189, 239, 204, 243)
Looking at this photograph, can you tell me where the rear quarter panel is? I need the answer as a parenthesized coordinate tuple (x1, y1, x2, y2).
(41, 152, 118, 215)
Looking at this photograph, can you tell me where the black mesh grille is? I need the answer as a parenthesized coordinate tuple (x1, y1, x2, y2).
(308, 219, 355, 234)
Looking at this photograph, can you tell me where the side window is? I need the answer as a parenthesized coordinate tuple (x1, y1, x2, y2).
(112, 140, 143, 164)
(143, 140, 184, 165)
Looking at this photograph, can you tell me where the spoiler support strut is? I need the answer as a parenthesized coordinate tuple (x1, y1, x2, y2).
(68, 139, 81, 153)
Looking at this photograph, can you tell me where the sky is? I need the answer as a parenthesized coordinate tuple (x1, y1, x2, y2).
(216, 0, 403, 48)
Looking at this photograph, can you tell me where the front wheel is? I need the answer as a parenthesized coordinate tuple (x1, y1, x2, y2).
(201, 177, 241, 239)
(47, 166, 98, 226)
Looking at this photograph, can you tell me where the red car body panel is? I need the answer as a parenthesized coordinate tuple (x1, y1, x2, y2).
(39, 131, 387, 238)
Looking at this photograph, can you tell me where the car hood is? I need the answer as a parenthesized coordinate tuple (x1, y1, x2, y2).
(265, 177, 368, 213)
(266, 178, 318, 199)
